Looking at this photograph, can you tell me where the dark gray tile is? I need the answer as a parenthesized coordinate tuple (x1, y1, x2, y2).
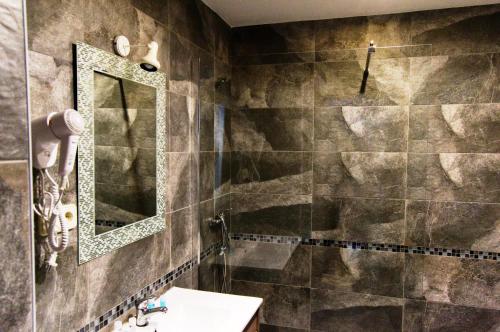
(169, 93, 191, 152)
(215, 152, 230, 196)
(406, 200, 500, 252)
(230, 241, 311, 287)
(200, 101, 214, 151)
(171, 207, 193, 267)
(312, 196, 405, 243)
(232, 63, 314, 109)
(310, 289, 404, 332)
(231, 281, 310, 330)
(168, 153, 192, 211)
(404, 255, 500, 309)
(168, 0, 215, 52)
(0, 0, 28, 160)
(213, 13, 231, 63)
(315, 13, 412, 51)
(151, 224, 171, 281)
(409, 104, 500, 153)
(315, 44, 431, 62)
(131, 0, 168, 25)
(231, 152, 312, 195)
(410, 5, 500, 56)
(131, 9, 170, 77)
(199, 199, 218, 251)
(36, 241, 90, 332)
(173, 268, 194, 289)
(410, 54, 499, 105)
(404, 300, 500, 332)
(28, 51, 73, 120)
(230, 193, 312, 237)
(315, 106, 408, 152)
(215, 104, 231, 152)
(312, 247, 404, 297)
(260, 325, 307, 332)
(231, 108, 313, 152)
(313, 152, 406, 198)
(27, 0, 86, 61)
(232, 52, 315, 66)
(197, 254, 215, 292)
(0, 163, 32, 331)
(169, 32, 214, 103)
(199, 152, 215, 201)
(407, 153, 500, 203)
(314, 58, 410, 107)
(215, 60, 231, 107)
(232, 21, 314, 56)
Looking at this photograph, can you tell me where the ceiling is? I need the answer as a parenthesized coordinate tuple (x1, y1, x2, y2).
(202, 0, 500, 27)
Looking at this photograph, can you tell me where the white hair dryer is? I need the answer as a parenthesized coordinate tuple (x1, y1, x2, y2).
(31, 109, 84, 267)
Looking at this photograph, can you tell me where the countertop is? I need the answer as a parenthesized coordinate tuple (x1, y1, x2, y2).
(145, 287, 263, 332)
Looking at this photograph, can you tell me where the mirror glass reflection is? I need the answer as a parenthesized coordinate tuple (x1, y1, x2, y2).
(93, 72, 157, 235)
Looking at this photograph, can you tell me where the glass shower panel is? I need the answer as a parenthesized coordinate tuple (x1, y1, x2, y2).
(225, 44, 431, 330)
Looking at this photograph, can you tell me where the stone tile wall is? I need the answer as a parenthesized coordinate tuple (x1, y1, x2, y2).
(0, 0, 33, 331)
(26, 0, 230, 330)
(228, 5, 500, 331)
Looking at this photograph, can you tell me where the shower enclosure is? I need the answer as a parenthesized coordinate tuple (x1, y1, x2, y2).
(198, 9, 500, 329)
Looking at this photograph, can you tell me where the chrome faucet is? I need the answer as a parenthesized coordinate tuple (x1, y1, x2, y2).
(209, 210, 230, 254)
(135, 295, 168, 327)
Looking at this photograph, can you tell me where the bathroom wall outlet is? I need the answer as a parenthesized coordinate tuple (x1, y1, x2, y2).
(54, 204, 78, 233)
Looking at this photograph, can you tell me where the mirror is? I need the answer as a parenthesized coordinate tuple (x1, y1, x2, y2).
(75, 42, 167, 264)
(93, 72, 157, 235)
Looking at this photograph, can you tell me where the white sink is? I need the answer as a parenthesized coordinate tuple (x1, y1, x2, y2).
(142, 287, 262, 332)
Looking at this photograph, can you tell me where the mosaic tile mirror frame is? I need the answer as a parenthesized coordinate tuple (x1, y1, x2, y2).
(74, 42, 167, 264)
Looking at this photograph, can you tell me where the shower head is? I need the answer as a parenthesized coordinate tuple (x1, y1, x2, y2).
(368, 40, 376, 53)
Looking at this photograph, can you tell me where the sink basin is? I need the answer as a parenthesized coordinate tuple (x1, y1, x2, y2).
(141, 287, 262, 332)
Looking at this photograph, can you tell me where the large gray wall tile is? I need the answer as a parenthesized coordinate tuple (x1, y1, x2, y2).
(312, 247, 405, 298)
(231, 108, 313, 152)
(312, 196, 405, 243)
(232, 151, 312, 195)
(231, 280, 310, 330)
(230, 241, 311, 287)
(310, 289, 404, 332)
(404, 255, 500, 310)
(232, 63, 314, 109)
(313, 152, 407, 198)
(0, 0, 28, 160)
(407, 153, 500, 203)
(0, 163, 32, 331)
(315, 106, 408, 152)
(410, 54, 499, 105)
(230, 193, 312, 237)
(406, 200, 500, 252)
(409, 104, 500, 153)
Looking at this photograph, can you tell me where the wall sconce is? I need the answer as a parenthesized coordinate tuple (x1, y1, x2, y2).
(113, 35, 161, 72)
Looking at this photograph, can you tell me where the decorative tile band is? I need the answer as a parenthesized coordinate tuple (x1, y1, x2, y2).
(77, 242, 222, 332)
(95, 219, 127, 229)
(230, 233, 499, 261)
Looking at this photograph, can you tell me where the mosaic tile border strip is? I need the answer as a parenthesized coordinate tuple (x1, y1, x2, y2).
(230, 233, 499, 261)
(77, 243, 221, 332)
(95, 220, 127, 228)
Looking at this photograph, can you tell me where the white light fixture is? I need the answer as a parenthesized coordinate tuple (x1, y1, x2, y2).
(113, 35, 161, 72)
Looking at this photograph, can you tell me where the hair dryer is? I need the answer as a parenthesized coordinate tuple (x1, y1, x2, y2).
(31, 109, 84, 267)
(31, 109, 84, 188)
